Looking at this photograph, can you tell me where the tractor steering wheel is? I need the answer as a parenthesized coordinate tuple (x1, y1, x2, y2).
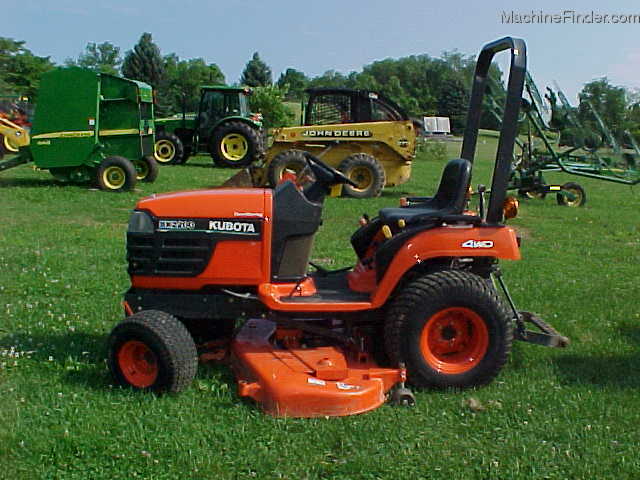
(302, 152, 358, 188)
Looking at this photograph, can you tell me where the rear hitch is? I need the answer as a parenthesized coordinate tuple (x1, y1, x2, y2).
(515, 311, 570, 348)
(492, 268, 569, 348)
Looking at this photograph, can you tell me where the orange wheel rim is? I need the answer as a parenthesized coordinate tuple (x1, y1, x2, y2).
(117, 340, 158, 387)
(420, 307, 489, 374)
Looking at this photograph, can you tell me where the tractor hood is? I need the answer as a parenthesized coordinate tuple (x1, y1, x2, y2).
(134, 188, 270, 219)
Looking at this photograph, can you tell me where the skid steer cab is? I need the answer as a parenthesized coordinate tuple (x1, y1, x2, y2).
(108, 37, 568, 418)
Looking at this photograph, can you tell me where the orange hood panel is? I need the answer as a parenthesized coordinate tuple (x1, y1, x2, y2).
(136, 188, 270, 218)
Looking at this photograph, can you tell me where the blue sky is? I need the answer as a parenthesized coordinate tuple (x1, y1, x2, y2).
(9, 0, 640, 103)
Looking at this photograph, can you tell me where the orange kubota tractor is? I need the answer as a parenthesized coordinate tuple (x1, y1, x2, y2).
(107, 38, 568, 418)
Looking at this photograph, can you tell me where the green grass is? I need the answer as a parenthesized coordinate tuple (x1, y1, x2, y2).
(1, 138, 639, 479)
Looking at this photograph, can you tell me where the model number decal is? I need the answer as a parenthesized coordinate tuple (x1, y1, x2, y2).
(461, 239, 494, 249)
(158, 219, 195, 230)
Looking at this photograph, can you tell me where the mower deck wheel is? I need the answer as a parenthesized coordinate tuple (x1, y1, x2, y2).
(557, 181, 586, 207)
(107, 310, 197, 393)
(384, 270, 513, 389)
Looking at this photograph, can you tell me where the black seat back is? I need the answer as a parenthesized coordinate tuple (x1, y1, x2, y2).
(431, 158, 472, 213)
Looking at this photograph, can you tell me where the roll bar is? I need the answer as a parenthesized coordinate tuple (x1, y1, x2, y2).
(460, 37, 527, 224)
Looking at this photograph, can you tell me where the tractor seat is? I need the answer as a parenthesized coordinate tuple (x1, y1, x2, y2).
(379, 158, 471, 224)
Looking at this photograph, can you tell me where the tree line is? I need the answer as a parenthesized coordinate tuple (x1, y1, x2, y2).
(1, 32, 640, 142)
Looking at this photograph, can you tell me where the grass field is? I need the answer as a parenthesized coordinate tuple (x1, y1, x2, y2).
(1, 136, 639, 479)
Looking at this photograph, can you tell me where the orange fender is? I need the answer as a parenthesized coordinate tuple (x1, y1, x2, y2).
(371, 226, 520, 307)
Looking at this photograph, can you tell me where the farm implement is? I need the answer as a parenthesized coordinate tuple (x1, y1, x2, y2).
(107, 37, 567, 418)
(224, 87, 416, 198)
(489, 73, 640, 207)
(0, 67, 159, 192)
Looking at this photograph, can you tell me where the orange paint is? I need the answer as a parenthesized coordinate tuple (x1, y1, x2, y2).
(371, 225, 520, 307)
(231, 319, 403, 417)
(420, 307, 489, 374)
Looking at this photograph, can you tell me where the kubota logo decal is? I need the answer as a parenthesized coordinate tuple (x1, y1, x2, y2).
(461, 239, 494, 249)
(208, 220, 257, 234)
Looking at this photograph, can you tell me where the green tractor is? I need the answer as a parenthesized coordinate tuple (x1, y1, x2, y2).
(154, 86, 264, 167)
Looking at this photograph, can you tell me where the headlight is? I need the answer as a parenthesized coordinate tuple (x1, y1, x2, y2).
(128, 210, 154, 233)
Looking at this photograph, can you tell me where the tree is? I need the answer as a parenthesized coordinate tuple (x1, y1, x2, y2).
(248, 85, 295, 129)
(0, 37, 54, 99)
(164, 55, 225, 112)
(437, 75, 468, 134)
(307, 70, 349, 89)
(66, 41, 121, 75)
(121, 33, 165, 89)
(122, 33, 167, 113)
(276, 68, 307, 100)
(578, 78, 627, 138)
(240, 52, 272, 87)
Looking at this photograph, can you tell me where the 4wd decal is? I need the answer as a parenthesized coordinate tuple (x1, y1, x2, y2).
(302, 130, 372, 138)
(461, 239, 494, 249)
(156, 218, 261, 237)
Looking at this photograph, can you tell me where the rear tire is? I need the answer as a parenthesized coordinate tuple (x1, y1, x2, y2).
(154, 132, 184, 165)
(556, 182, 586, 207)
(338, 153, 385, 198)
(211, 121, 263, 168)
(96, 156, 137, 192)
(267, 149, 308, 186)
(134, 156, 159, 183)
(107, 310, 197, 393)
(384, 270, 513, 389)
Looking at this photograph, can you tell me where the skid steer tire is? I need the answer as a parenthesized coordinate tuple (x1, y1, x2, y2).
(267, 149, 308, 186)
(154, 132, 184, 165)
(338, 153, 385, 198)
(211, 121, 263, 168)
(384, 270, 513, 390)
(108, 310, 198, 394)
(96, 156, 137, 192)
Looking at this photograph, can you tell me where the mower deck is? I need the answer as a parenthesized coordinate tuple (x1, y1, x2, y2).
(231, 318, 404, 418)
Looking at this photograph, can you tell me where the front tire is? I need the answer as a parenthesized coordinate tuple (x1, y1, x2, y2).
(384, 270, 513, 389)
(96, 156, 137, 192)
(211, 121, 263, 168)
(338, 153, 385, 198)
(154, 132, 184, 165)
(107, 310, 198, 393)
(557, 182, 586, 207)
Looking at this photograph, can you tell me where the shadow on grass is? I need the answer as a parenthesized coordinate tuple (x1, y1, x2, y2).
(0, 330, 243, 399)
(0, 178, 70, 189)
(552, 324, 640, 389)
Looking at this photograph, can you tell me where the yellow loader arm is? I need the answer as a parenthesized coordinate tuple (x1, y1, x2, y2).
(0, 117, 30, 152)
